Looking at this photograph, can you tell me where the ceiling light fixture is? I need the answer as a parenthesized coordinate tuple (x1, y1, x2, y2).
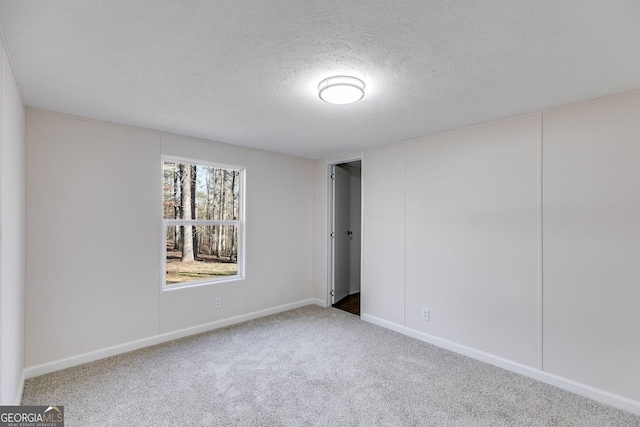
(318, 76, 365, 105)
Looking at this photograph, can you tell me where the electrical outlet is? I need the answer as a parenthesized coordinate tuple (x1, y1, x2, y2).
(421, 308, 430, 321)
(215, 297, 222, 309)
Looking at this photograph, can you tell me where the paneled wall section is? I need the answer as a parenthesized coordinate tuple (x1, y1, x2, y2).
(26, 111, 314, 367)
(358, 92, 640, 406)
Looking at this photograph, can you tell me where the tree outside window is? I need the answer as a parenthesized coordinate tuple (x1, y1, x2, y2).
(163, 159, 243, 287)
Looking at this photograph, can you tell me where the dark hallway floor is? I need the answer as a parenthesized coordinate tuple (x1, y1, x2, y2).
(332, 292, 360, 316)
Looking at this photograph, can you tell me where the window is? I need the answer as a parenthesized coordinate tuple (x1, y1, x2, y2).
(163, 158, 243, 288)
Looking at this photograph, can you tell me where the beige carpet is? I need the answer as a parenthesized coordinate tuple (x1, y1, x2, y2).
(22, 306, 640, 426)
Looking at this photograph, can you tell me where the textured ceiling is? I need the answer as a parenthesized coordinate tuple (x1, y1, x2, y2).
(1, 1, 639, 158)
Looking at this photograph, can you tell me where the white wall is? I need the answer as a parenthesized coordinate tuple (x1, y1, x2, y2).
(542, 94, 640, 402)
(26, 110, 314, 367)
(245, 150, 313, 312)
(0, 39, 26, 404)
(361, 144, 405, 325)
(405, 115, 541, 368)
(26, 112, 162, 366)
(314, 91, 640, 411)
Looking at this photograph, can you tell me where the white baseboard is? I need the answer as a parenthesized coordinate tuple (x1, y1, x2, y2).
(23, 302, 637, 416)
(23, 298, 318, 380)
(311, 298, 327, 307)
(361, 313, 640, 417)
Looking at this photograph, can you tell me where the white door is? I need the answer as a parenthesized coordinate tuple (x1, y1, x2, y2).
(332, 165, 351, 304)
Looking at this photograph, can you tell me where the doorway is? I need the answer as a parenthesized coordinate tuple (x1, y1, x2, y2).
(329, 160, 362, 316)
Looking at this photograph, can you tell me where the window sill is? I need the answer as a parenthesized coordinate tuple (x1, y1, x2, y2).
(162, 276, 244, 292)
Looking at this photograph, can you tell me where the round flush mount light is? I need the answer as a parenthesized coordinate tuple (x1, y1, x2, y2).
(318, 76, 365, 105)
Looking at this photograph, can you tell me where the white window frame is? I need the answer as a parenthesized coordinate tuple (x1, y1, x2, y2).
(161, 156, 245, 291)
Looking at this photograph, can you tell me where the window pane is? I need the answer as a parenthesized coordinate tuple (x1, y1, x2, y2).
(163, 162, 180, 220)
(163, 161, 241, 220)
(165, 225, 238, 285)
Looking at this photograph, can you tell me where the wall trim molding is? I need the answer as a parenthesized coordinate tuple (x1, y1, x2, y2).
(14, 370, 25, 405)
(23, 298, 317, 380)
(361, 313, 640, 416)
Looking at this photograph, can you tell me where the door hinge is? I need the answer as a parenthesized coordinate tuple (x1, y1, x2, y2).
(331, 173, 335, 180)
(330, 290, 335, 296)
